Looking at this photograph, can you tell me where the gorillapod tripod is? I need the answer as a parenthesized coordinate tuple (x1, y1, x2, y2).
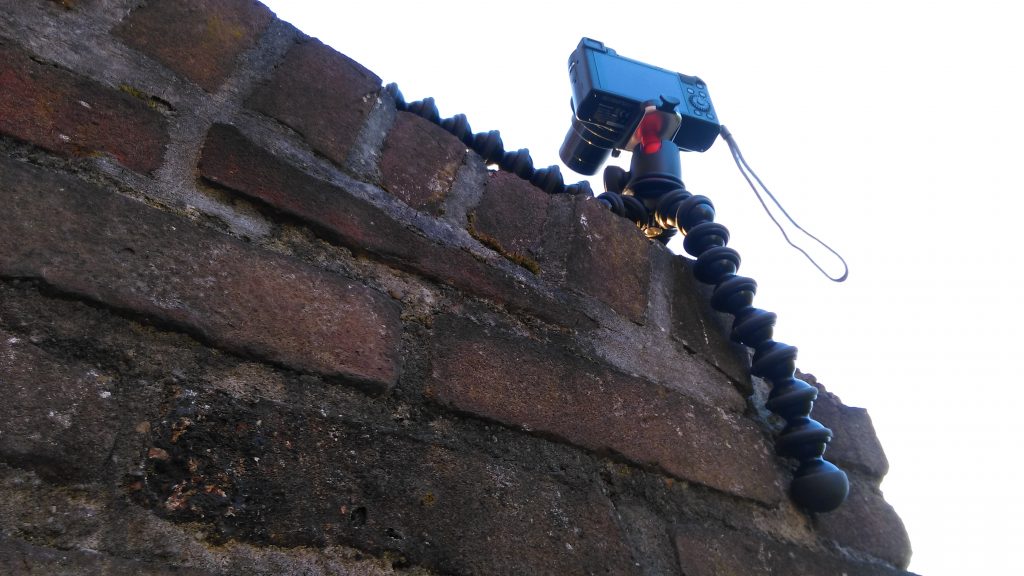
(596, 106, 849, 513)
(387, 84, 848, 513)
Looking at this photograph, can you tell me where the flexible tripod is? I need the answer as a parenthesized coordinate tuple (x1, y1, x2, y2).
(597, 120, 849, 512)
(387, 85, 848, 512)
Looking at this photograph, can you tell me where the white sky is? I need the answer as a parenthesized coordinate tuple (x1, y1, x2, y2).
(260, 2, 1024, 574)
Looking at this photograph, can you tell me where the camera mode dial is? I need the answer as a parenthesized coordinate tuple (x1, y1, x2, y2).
(689, 93, 711, 113)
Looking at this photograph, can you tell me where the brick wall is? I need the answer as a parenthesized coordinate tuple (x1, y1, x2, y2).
(0, 1, 913, 574)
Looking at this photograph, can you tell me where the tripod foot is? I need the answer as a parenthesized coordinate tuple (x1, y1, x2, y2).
(791, 458, 849, 513)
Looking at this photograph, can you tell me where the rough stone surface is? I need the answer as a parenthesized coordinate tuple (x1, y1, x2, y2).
(0, 535, 211, 576)
(805, 374, 890, 478)
(0, 41, 168, 173)
(586, 320, 749, 414)
(0, 282, 639, 575)
(469, 171, 550, 272)
(814, 473, 913, 569)
(564, 196, 652, 324)
(0, 463, 434, 575)
(0, 157, 401, 389)
(126, 388, 639, 575)
(113, 0, 273, 92)
(380, 112, 466, 215)
(674, 523, 916, 576)
(669, 254, 752, 385)
(0, 330, 118, 483)
(198, 124, 591, 329)
(427, 315, 786, 504)
(247, 38, 381, 168)
(612, 500, 680, 576)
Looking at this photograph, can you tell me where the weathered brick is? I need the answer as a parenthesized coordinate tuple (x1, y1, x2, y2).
(564, 196, 652, 323)
(0, 330, 118, 483)
(674, 523, 915, 576)
(130, 388, 640, 576)
(427, 315, 786, 504)
(0, 41, 167, 173)
(815, 473, 912, 569)
(247, 38, 380, 167)
(469, 170, 550, 272)
(669, 254, 751, 385)
(198, 124, 593, 329)
(805, 374, 890, 477)
(114, 0, 273, 92)
(0, 157, 400, 389)
(0, 281, 637, 573)
(379, 111, 466, 215)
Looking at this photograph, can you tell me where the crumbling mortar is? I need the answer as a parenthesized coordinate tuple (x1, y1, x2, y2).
(439, 151, 488, 229)
(344, 90, 397, 183)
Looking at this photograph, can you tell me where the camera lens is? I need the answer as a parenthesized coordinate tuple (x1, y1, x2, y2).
(559, 117, 613, 176)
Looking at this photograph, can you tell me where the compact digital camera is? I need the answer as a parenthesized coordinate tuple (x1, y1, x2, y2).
(559, 38, 721, 175)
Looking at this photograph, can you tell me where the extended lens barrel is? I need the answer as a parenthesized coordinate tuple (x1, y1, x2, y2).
(559, 117, 613, 176)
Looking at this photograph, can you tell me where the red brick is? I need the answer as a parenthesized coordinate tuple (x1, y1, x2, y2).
(814, 473, 912, 568)
(472, 180, 660, 326)
(0, 157, 400, 389)
(565, 196, 652, 323)
(247, 39, 380, 167)
(380, 112, 466, 215)
(114, 0, 273, 92)
(469, 171, 550, 271)
(198, 124, 594, 330)
(0, 42, 167, 173)
(805, 374, 890, 477)
(0, 330, 118, 482)
(427, 315, 786, 504)
(674, 523, 912, 576)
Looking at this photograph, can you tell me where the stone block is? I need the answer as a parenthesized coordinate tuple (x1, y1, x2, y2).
(198, 124, 592, 330)
(564, 196, 652, 324)
(0, 157, 401, 390)
(807, 374, 890, 478)
(380, 111, 466, 215)
(427, 315, 786, 504)
(669, 254, 752, 386)
(247, 38, 380, 167)
(814, 473, 912, 569)
(469, 170, 550, 273)
(114, 0, 273, 92)
(130, 389, 640, 575)
(674, 522, 913, 576)
(0, 331, 118, 482)
(0, 41, 167, 173)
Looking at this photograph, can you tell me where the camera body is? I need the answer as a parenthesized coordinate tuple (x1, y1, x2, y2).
(560, 38, 721, 175)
